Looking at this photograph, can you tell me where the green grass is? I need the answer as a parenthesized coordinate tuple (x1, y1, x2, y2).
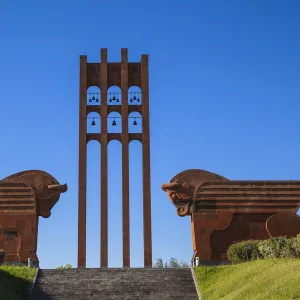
(0, 266, 37, 300)
(194, 258, 300, 300)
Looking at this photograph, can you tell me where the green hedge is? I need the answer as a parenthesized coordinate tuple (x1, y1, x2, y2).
(227, 240, 262, 263)
(227, 235, 300, 264)
(292, 234, 300, 257)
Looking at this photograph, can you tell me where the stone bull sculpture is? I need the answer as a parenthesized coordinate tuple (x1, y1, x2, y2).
(162, 169, 300, 264)
(0, 170, 67, 266)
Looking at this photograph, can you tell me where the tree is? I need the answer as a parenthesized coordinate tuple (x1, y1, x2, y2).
(153, 257, 164, 268)
(153, 257, 190, 268)
(56, 263, 72, 269)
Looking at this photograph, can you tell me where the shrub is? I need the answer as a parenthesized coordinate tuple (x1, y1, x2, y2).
(227, 240, 262, 264)
(291, 234, 300, 257)
(258, 237, 292, 259)
(228, 235, 300, 263)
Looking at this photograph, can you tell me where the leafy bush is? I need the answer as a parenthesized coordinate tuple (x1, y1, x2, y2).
(227, 240, 262, 264)
(291, 234, 300, 257)
(56, 263, 72, 269)
(258, 237, 292, 259)
(227, 235, 300, 263)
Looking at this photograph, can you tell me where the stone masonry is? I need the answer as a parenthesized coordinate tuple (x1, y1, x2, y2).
(30, 268, 199, 300)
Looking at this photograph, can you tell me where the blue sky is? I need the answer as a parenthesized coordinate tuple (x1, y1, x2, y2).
(0, 0, 299, 269)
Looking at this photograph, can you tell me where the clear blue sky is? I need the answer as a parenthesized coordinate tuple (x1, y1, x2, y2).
(1, 1, 299, 269)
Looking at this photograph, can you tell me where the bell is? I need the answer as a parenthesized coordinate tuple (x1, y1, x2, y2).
(96, 98, 99, 102)
(112, 119, 117, 126)
(112, 95, 116, 101)
(133, 95, 137, 100)
(137, 97, 140, 102)
(116, 98, 120, 102)
(91, 118, 96, 126)
(92, 95, 95, 101)
(133, 119, 137, 126)
(130, 98, 133, 102)
(89, 98, 92, 102)
(109, 98, 112, 102)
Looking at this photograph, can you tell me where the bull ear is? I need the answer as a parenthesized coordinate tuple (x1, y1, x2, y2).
(39, 210, 51, 218)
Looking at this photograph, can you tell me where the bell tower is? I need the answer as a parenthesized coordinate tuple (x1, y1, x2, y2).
(78, 48, 152, 268)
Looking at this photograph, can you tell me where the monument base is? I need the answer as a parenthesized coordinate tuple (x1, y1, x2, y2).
(195, 260, 232, 266)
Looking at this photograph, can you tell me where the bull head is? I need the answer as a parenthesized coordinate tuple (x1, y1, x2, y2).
(162, 169, 229, 217)
(1, 170, 68, 218)
(161, 182, 193, 216)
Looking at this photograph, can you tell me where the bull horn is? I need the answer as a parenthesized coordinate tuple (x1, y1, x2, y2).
(161, 182, 182, 191)
(48, 184, 68, 193)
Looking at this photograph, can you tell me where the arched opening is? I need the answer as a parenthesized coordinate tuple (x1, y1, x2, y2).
(128, 112, 142, 133)
(87, 112, 100, 133)
(107, 85, 121, 105)
(86, 140, 101, 267)
(87, 86, 101, 106)
(107, 112, 121, 133)
(128, 86, 142, 105)
(108, 140, 122, 267)
(129, 140, 143, 267)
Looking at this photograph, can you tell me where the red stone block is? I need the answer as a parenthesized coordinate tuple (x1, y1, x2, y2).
(0, 170, 67, 266)
(162, 169, 300, 263)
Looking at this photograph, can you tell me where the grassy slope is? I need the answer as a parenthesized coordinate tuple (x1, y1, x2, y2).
(0, 266, 36, 300)
(194, 259, 300, 300)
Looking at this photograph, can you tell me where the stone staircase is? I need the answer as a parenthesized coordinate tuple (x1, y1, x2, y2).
(30, 268, 199, 300)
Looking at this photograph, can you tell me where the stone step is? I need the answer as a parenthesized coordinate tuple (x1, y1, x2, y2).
(38, 269, 193, 274)
(37, 276, 194, 280)
(30, 268, 199, 300)
(36, 276, 194, 282)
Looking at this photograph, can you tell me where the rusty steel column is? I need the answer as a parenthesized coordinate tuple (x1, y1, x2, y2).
(100, 49, 108, 268)
(78, 55, 87, 267)
(141, 54, 152, 267)
(121, 48, 130, 267)
(78, 48, 153, 268)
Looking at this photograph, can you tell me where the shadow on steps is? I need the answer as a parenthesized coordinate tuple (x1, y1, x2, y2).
(0, 269, 50, 300)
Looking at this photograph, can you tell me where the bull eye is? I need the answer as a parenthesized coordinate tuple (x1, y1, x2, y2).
(37, 184, 44, 190)
(170, 192, 177, 200)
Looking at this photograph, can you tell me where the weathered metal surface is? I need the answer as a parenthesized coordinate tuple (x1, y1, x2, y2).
(0, 183, 35, 213)
(162, 169, 300, 262)
(78, 49, 152, 268)
(0, 170, 67, 265)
